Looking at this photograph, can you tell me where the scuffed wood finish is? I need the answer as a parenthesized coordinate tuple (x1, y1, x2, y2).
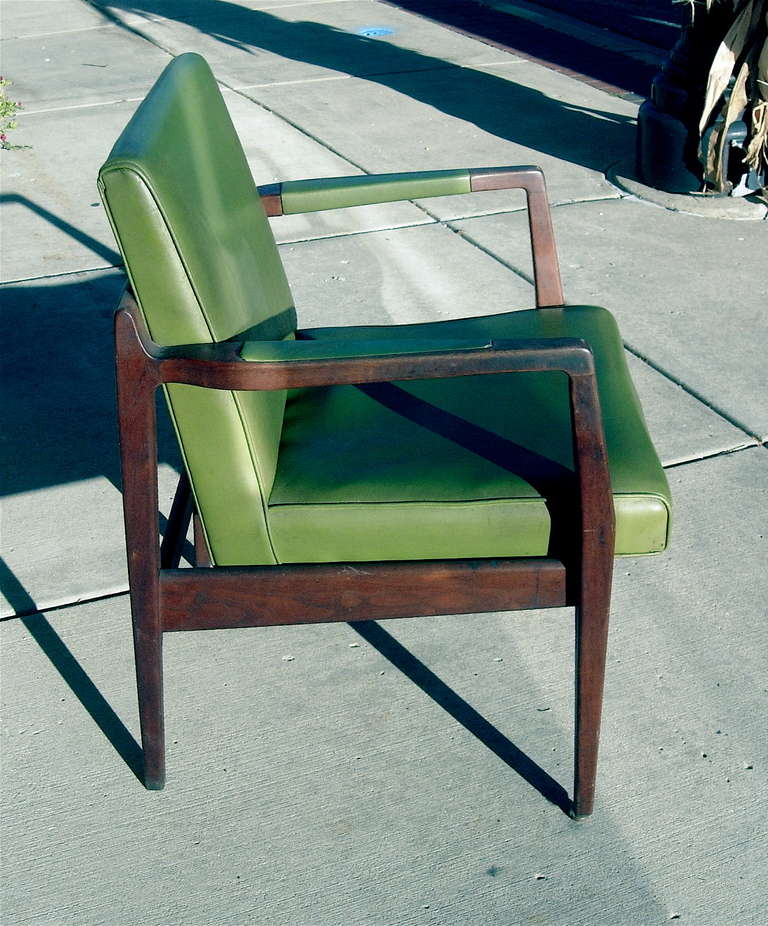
(193, 512, 212, 568)
(160, 559, 569, 632)
(469, 167, 564, 308)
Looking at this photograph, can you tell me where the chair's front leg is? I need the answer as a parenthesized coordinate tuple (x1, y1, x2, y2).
(572, 584, 612, 818)
(568, 372, 615, 819)
(115, 308, 166, 790)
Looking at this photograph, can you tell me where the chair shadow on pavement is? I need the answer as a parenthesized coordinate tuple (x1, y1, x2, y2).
(0, 194, 121, 268)
(95, 0, 637, 176)
(2, 547, 570, 809)
(352, 620, 573, 815)
(0, 558, 144, 783)
(1, 268, 182, 500)
(2, 542, 570, 809)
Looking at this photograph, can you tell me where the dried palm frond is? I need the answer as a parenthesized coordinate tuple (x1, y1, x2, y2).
(744, 26, 768, 171)
(685, 0, 768, 193)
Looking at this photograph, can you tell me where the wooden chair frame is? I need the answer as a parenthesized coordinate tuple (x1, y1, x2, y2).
(115, 167, 615, 817)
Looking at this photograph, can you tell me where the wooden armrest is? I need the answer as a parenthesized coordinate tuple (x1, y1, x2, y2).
(258, 165, 563, 308)
(117, 306, 594, 393)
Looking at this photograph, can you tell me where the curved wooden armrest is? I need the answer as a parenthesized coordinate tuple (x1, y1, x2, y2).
(258, 165, 564, 308)
(116, 298, 593, 393)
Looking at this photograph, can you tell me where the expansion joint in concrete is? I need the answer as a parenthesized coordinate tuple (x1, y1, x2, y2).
(663, 441, 762, 470)
(623, 342, 762, 443)
(446, 221, 536, 289)
(0, 588, 130, 624)
(1, 265, 123, 287)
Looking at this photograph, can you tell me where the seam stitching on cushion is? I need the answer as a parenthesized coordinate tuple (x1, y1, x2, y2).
(100, 176, 214, 555)
(101, 165, 277, 563)
(100, 164, 215, 339)
(267, 497, 546, 508)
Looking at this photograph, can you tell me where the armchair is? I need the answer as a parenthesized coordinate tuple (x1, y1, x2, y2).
(100, 53, 670, 817)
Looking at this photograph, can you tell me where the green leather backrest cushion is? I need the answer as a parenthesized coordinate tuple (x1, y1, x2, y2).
(99, 52, 296, 564)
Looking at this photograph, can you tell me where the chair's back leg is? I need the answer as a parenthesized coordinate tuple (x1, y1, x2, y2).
(115, 305, 166, 790)
(160, 472, 193, 569)
(193, 511, 212, 567)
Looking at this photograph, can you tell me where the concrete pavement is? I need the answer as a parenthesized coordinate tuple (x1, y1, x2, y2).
(1, 1, 766, 923)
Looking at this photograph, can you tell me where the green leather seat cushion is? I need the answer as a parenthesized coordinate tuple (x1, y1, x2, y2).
(264, 305, 671, 562)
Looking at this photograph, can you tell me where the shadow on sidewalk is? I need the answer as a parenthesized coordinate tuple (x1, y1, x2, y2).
(352, 620, 572, 814)
(1, 266, 181, 498)
(1, 550, 570, 811)
(383, 0, 667, 94)
(0, 194, 121, 267)
(94, 0, 637, 174)
(0, 558, 144, 782)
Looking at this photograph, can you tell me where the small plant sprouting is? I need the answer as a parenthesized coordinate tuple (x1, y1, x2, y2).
(0, 77, 24, 150)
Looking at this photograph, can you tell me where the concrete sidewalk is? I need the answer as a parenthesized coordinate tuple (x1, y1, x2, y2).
(1, 1, 766, 923)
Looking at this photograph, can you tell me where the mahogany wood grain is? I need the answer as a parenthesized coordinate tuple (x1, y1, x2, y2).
(568, 373, 615, 817)
(257, 182, 283, 217)
(115, 308, 166, 790)
(160, 559, 569, 632)
(116, 293, 592, 395)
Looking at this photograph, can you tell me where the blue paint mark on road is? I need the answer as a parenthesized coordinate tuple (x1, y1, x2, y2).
(357, 26, 395, 37)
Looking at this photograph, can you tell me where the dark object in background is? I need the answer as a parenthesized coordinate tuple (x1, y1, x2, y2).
(638, 2, 767, 196)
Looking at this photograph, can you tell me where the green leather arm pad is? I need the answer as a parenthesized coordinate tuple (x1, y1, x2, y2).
(279, 169, 471, 214)
(240, 337, 491, 362)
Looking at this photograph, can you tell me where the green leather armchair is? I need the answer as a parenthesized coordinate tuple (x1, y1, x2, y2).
(100, 53, 670, 817)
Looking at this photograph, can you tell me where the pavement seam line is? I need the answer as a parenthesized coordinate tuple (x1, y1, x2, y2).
(443, 195, 624, 286)
(451, 203, 764, 442)
(622, 343, 763, 442)
(663, 443, 762, 470)
(227, 84, 378, 176)
(20, 98, 146, 117)
(233, 58, 516, 92)
(80, 0, 622, 239)
(1, 266, 123, 286)
(226, 87, 492, 233)
(276, 218, 438, 247)
(82, 0, 177, 57)
(0, 588, 130, 624)
(8, 23, 122, 40)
